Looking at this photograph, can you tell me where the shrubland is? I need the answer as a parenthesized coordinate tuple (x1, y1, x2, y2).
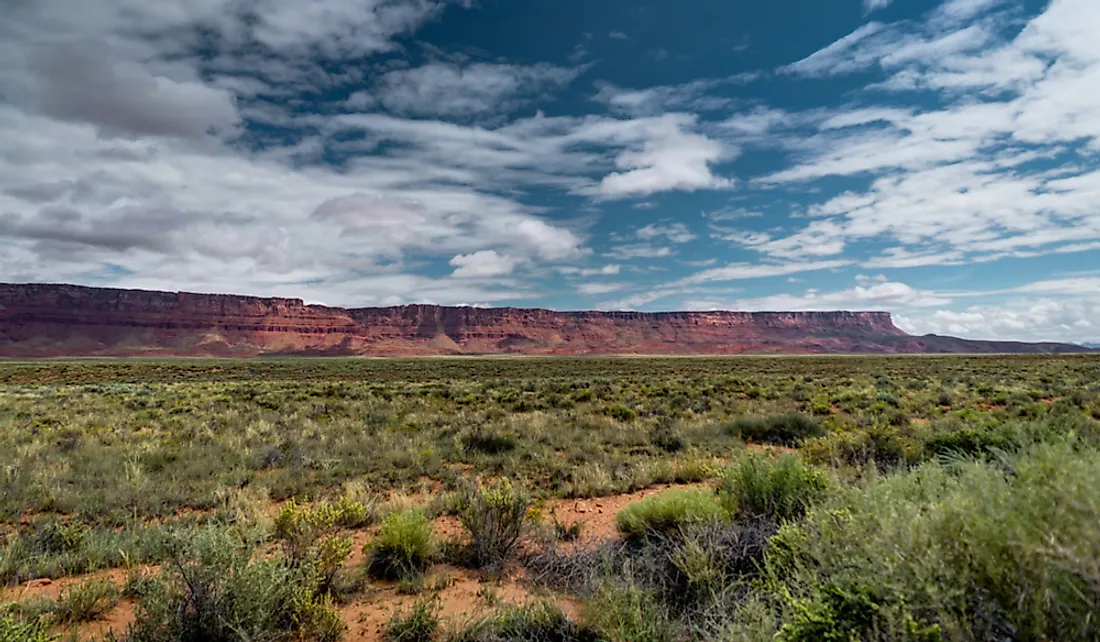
(0, 355, 1097, 640)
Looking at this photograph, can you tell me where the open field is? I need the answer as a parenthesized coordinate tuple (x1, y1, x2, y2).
(1, 355, 1099, 641)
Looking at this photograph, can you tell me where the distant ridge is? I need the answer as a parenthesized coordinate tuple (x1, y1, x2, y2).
(0, 283, 1093, 357)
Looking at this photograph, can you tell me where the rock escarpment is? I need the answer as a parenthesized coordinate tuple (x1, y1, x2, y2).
(0, 283, 1091, 357)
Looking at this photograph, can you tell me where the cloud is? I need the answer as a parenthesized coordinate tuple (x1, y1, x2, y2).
(449, 250, 517, 278)
(752, 0, 1100, 270)
(559, 264, 621, 277)
(577, 282, 626, 295)
(368, 61, 585, 118)
(592, 75, 758, 117)
(24, 41, 240, 140)
(689, 278, 949, 311)
(595, 114, 734, 199)
(895, 297, 1100, 343)
(600, 289, 679, 310)
(636, 223, 697, 243)
(864, 0, 893, 14)
(606, 244, 674, 260)
(677, 260, 853, 286)
(609, 31, 629, 40)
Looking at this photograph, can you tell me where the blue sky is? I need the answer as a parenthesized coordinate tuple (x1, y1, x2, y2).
(2, 0, 1099, 342)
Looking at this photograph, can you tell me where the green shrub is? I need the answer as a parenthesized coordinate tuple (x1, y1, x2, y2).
(718, 454, 829, 521)
(649, 424, 687, 453)
(605, 404, 637, 422)
(462, 426, 518, 455)
(385, 597, 439, 642)
(616, 489, 725, 538)
(452, 602, 594, 642)
(53, 578, 120, 623)
(273, 500, 354, 594)
(779, 583, 941, 642)
(367, 510, 437, 580)
(0, 614, 54, 642)
(725, 413, 825, 446)
(586, 583, 673, 642)
(771, 442, 1100, 641)
(457, 479, 531, 569)
(126, 526, 345, 642)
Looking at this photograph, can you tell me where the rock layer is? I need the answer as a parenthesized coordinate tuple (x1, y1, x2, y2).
(0, 283, 1091, 356)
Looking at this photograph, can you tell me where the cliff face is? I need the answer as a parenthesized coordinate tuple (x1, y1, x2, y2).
(0, 283, 1091, 357)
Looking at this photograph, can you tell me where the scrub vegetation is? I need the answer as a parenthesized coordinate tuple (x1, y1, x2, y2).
(0, 355, 1097, 640)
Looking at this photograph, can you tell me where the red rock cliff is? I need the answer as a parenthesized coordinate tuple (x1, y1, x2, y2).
(0, 283, 1089, 356)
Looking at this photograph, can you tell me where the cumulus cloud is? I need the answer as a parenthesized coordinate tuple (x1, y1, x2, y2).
(25, 41, 240, 140)
(449, 250, 517, 278)
(895, 296, 1100, 343)
(596, 114, 734, 199)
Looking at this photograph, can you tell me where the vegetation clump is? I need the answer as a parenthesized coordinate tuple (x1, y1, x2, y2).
(366, 510, 437, 581)
(616, 489, 726, 539)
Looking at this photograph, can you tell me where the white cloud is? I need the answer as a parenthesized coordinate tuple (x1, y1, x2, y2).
(864, 0, 893, 14)
(895, 297, 1100, 343)
(577, 282, 626, 295)
(636, 223, 697, 243)
(449, 250, 517, 278)
(677, 259, 853, 286)
(754, 0, 1100, 270)
(369, 61, 584, 118)
(600, 289, 679, 310)
(592, 75, 758, 117)
(559, 264, 621, 277)
(595, 114, 734, 199)
(693, 279, 950, 311)
(606, 244, 674, 260)
(781, 23, 892, 76)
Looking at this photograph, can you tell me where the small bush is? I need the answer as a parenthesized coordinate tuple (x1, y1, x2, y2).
(605, 404, 637, 422)
(53, 578, 120, 623)
(463, 427, 518, 455)
(718, 454, 829, 521)
(586, 583, 673, 642)
(457, 479, 531, 569)
(385, 597, 440, 642)
(273, 500, 354, 593)
(779, 583, 942, 642)
(650, 424, 687, 453)
(0, 613, 54, 642)
(367, 510, 437, 580)
(616, 489, 725, 539)
(453, 602, 596, 642)
(725, 413, 825, 446)
(126, 526, 345, 642)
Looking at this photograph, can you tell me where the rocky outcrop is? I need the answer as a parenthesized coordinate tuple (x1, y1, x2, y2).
(0, 283, 1092, 357)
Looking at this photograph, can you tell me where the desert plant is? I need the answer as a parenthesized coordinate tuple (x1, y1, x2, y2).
(367, 510, 437, 580)
(385, 597, 440, 642)
(717, 454, 829, 521)
(0, 613, 54, 642)
(53, 578, 120, 623)
(724, 413, 825, 446)
(457, 479, 531, 569)
(126, 526, 344, 642)
(452, 602, 595, 642)
(616, 489, 725, 539)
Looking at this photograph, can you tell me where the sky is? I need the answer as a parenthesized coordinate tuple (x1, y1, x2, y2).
(1, 0, 1099, 343)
